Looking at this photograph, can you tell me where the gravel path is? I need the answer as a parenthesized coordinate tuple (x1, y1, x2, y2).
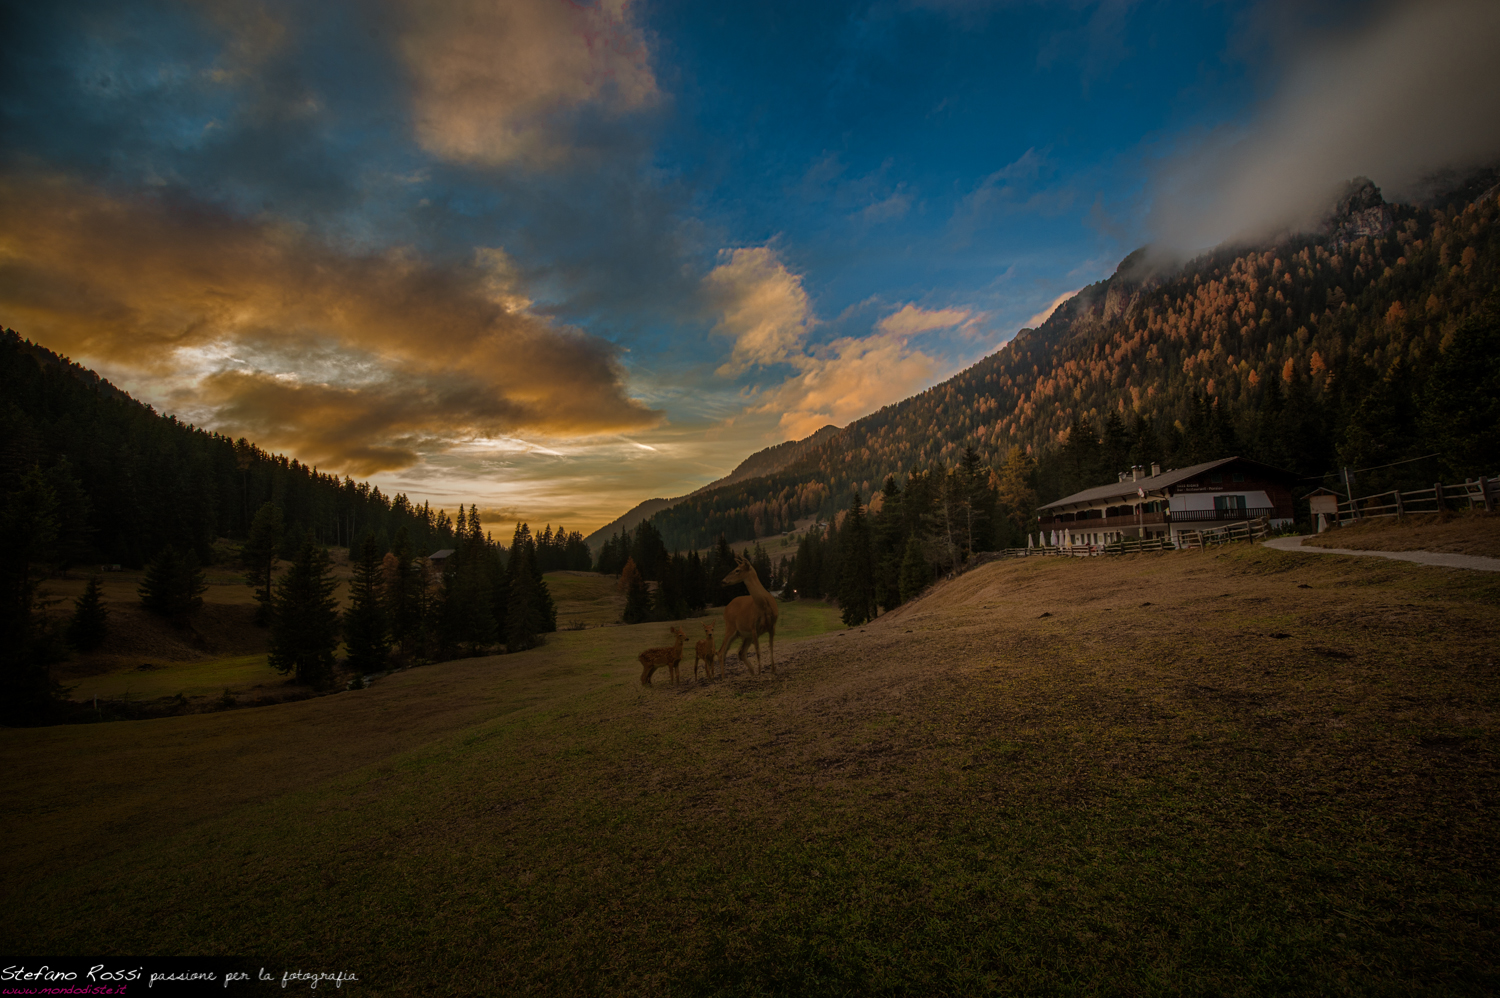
(1262, 535, 1500, 572)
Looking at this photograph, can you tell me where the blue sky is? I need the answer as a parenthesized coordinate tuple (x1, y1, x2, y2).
(2, 0, 1495, 532)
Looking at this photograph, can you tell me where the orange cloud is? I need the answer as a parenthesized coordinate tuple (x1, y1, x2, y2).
(395, 0, 659, 166)
(756, 332, 942, 440)
(702, 246, 813, 375)
(0, 174, 661, 474)
(701, 245, 948, 438)
(875, 303, 972, 337)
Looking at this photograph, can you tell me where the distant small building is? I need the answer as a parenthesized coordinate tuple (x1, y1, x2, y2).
(1037, 456, 1298, 549)
(428, 549, 455, 568)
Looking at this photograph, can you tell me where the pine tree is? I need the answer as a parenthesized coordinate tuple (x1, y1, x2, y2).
(139, 545, 206, 619)
(525, 537, 557, 633)
(872, 476, 904, 610)
(996, 446, 1038, 538)
(343, 535, 389, 675)
(837, 492, 875, 627)
(67, 576, 109, 651)
(684, 550, 708, 613)
(505, 545, 544, 651)
(623, 570, 652, 625)
(268, 540, 340, 689)
(384, 526, 424, 658)
(651, 554, 687, 620)
(0, 467, 66, 724)
(898, 533, 929, 604)
(241, 501, 283, 625)
(1421, 305, 1500, 477)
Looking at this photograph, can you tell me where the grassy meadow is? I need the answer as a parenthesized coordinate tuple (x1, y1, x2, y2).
(5, 545, 1498, 995)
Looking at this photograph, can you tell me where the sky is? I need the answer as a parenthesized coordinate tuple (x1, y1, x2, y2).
(2, 0, 1497, 535)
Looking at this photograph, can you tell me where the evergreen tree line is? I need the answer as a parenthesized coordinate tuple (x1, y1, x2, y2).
(600, 519, 787, 625)
(254, 501, 559, 689)
(0, 328, 470, 570)
(785, 446, 1004, 626)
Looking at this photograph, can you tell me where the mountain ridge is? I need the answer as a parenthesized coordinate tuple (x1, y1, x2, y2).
(583, 424, 838, 549)
(642, 172, 1500, 551)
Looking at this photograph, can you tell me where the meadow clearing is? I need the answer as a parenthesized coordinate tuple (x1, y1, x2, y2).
(5, 543, 1498, 996)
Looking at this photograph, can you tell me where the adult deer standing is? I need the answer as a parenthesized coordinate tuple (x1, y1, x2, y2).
(718, 555, 778, 676)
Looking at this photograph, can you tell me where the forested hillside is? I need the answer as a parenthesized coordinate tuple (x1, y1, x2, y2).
(651, 176, 1500, 552)
(583, 424, 838, 550)
(0, 331, 588, 569)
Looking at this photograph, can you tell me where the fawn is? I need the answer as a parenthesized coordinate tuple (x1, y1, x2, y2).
(638, 626, 688, 686)
(693, 622, 716, 681)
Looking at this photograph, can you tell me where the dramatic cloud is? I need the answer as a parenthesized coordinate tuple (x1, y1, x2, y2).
(702, 247, 814, 376)
(704, 246, 944, 438)
(754, 332, 942, 440)
(1150, 0, 1500, 251)
(0, 175, 661, 475)
(395, 0, 659, 166)
(876, 303, 972, 337)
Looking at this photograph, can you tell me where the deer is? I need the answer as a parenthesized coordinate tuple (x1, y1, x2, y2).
(638, 626, 687, 686)
(718, 555, 778, 677)
(693, 622, 717, 681)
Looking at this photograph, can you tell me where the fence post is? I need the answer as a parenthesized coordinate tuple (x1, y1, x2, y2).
(1483, 475, 1495, 513)
(1394, 489, 1404, 518)
(1434, 481, 1446, 519)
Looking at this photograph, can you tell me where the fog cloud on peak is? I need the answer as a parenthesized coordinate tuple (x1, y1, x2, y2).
(1148, 0, 1500, 254)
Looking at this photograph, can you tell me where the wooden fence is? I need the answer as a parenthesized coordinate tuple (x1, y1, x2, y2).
(1171, 516, 1271, 551)
(1329, 474, 1498, 526)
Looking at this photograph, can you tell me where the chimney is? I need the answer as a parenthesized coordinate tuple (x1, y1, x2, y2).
(1131, 465, 1144, 482)
(1150, 462, 1161, 477)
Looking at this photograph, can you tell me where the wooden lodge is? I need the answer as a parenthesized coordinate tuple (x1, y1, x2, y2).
(1037, 456, 1298, 550)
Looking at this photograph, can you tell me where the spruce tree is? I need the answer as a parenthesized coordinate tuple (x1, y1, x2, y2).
(898, 533, 930, 604)
(0, 468, 65, 724)
(67, 576, 109, 651)
(268, 540, 340, 689)
(623, 570, 652, 624)
(343, 535, 389, 675)
(527, 540, 557, 633)
(505, 546, 544, 651)
(837, 492, 875, 626)
(873, 476, 905, 611)
(139, 545, 206, 619)
(241, 502, 283, 625)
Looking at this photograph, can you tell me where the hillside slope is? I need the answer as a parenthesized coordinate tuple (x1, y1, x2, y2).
(5, 546, 1497, 993)
(584, 423, 837, 549)
(650, 176, 1500, 550)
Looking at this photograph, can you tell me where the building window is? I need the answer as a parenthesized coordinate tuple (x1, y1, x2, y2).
(1210, 473, 1223, 483)
(1214, 495, 1247, 511)
(1232, 471, 1245, 482)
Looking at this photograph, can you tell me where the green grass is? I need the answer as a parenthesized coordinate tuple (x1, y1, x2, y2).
(66, 652, 280, 701)
(3, 553, 1497, 996)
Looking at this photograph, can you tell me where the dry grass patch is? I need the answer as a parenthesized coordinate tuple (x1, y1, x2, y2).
(1303, 509, 1500, 557)
(545, 570, 627, 628)
(3, 555, 1496, 996)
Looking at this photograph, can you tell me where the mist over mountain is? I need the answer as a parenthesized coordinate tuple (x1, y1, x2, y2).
(642, 171, 1500, 552)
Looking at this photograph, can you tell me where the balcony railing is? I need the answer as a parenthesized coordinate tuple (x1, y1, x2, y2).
(1170, 506, 1280, 522)
(1039, 507, 1287, 528)
(1039, 511, 1167, 529)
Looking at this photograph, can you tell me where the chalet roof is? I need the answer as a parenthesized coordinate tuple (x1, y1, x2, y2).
(429, 549, 455, 560)
(1038, 456, 1295, 511)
